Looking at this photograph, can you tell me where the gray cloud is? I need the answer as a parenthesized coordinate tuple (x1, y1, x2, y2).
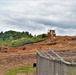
(0, 0, 76, 35)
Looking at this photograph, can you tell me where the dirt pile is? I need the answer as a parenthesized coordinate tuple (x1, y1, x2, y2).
(23, 36, 76, 52)
(0, 45, 12, 53)
(0, 36, 76, 54)
(0, 36, 76, 75)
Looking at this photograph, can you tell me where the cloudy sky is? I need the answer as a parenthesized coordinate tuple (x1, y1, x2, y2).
(0, 0, 76, 36)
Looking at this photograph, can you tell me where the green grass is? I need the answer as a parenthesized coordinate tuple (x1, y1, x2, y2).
(6, 65, 36, 75)
(11, 37, 47, 47)
(0, 36, 47, 47)
(0, 39, 13, 46)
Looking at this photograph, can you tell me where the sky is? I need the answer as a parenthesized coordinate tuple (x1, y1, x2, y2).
(0, 0, 76, 36)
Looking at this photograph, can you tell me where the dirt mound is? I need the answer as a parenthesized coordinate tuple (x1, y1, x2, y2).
(0, 45, 12, 53)
(0, 36, 76, 54)
(0, 36, 76, 75)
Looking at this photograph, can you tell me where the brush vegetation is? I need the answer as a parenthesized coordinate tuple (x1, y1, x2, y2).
(0, 30, 47, 47)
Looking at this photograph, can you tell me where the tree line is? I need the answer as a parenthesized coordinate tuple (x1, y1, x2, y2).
(0, 30, 33, 41)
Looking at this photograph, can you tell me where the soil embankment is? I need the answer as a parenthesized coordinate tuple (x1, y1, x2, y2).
(0, 53, 36, 75)
(0, 36, 76, 75)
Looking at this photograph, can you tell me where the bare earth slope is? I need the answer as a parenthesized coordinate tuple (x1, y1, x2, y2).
(0, 36, 76, 75)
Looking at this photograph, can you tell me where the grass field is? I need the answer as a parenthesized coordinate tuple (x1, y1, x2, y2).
(0, 36, 47, 47)
(12, 37, 46, 47)
(5, 65, 36, 75)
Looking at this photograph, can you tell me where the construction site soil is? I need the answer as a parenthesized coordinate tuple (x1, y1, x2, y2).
(0, 36, 76, 75)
